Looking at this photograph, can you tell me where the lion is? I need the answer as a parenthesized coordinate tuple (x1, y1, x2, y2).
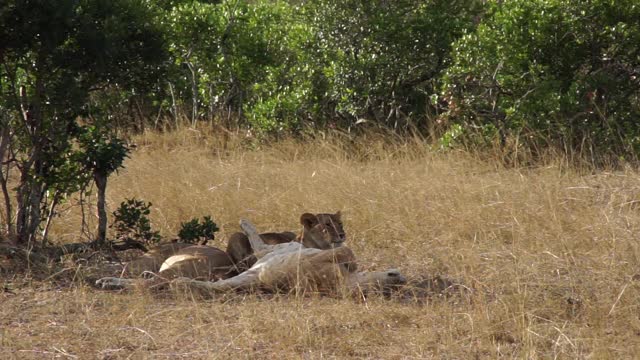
(114, 211, 345, 279)
(103, 242, 237, 286)
(122, 242, 195, 276)
(226, 212, 346, 272)
(153, 245, 237, 280)
(97, 219, 406, 297)
(96, 212, 346, 287)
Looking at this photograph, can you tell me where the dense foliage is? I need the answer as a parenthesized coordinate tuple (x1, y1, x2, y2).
(443, 0, 640, 163)
(110, 0, 483, 132)
(1, 0, 639, 245)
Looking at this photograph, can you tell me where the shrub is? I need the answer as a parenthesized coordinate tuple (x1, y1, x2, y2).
(111, 199, 161, 245)
(305, 0, 482, 130)
(178, 216, 219, 244)
(442, 0, 640, 163)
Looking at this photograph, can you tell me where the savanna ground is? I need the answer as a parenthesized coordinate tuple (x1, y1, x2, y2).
(3, 127, 640, 359)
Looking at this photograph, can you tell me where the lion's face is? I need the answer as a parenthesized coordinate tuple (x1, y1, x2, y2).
(300, 212, 346, 250)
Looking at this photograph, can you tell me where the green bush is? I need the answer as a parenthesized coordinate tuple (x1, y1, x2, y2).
(162, 0, 297, 127)
(305, 0, 482, 130)
(178, 216, 219, 244)
(184, 0, 483, 134)
(239, 2, 315, 132)
(111, 199, 161, 245)
(443, 0, 640, 162)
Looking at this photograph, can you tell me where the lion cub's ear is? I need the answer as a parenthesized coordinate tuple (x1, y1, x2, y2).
(300, 213, 319, 228)
(334, 210, 342, 220)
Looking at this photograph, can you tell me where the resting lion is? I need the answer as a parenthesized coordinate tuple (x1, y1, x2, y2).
(226, 212, 346, 272)
(99, 212, 348, 285)
(97, 220, 405, 297)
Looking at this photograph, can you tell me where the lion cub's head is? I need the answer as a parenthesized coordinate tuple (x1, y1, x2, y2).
(299, 212, 346, 250)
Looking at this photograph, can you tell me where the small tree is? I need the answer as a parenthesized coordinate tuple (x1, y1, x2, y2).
(77, 126, 130, 246)
(0, 0, 166, 246)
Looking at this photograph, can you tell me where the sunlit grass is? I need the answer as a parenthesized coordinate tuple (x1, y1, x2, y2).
(3, 125, 640, 358)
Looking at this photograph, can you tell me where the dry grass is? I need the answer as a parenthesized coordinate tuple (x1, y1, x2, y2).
(3, 126, 640, 358)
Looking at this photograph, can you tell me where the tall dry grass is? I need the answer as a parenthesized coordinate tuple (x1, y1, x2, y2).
(3, 125, 640, 358)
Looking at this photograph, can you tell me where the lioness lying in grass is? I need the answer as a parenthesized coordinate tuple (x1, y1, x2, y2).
(113, 212, 347, 282)
(226, 212, 346, 272)
(97, 219, 405, 297)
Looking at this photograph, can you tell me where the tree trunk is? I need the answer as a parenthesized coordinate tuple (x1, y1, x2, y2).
(15, 175, 43, 246)
(15, 63, 46, 246)
(0, 170, 12, 242)
(168, 81, 178, 126)
(41, 193, 59, 245)
(186, 61, 198, 127)
(0, 58, 9, 241)
(94, 171, 108, 246)
(26, 177, 43, 243)
(208, 82, 215, 121)
(0, 125, 14, 242)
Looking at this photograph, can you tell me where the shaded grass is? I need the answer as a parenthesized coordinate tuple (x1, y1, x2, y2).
(3, 126, 640, 358)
